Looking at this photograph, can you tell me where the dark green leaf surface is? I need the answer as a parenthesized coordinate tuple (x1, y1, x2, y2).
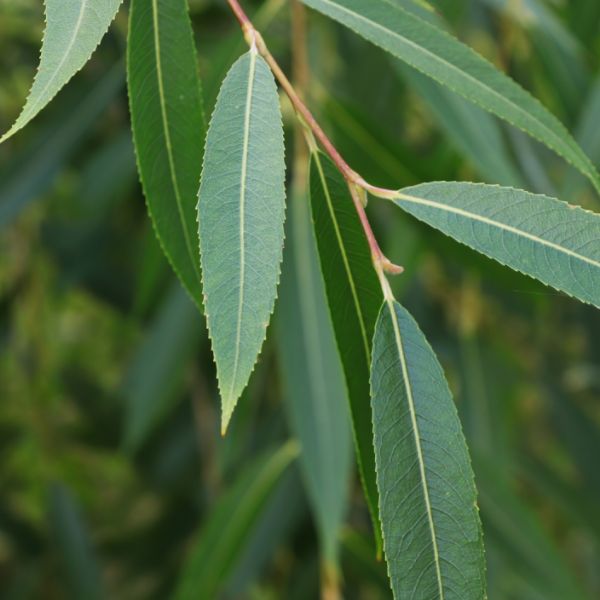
(278, 184, 351, 565)
(128, 0, 205, 304)
(309, 151, 383, 551)
(371, 300, 485, 599)
(198, 50, 286, 432)
(1, 0, 123, 142)
(174, 442, 298, 600)
(301, 0, 600, 193)
(395, 182, 600, 307)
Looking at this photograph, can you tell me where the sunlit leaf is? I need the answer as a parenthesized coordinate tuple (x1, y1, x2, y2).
(371, 299, 485, 598)
(394, 182, 600, 307)
(1, 0, 123, 142)
(128, 0, 205, 304)
(198, 50, 286, 432)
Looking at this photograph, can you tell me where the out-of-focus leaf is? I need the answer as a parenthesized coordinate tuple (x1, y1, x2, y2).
(198, 50, 286, 433)
(309, 151, 382, 552)
(122, 284, 203, 453)
(394, 182, 600, 307)
(398, 66, 524, 186)
(507, 130, 557, 196)
(48, 484, 104, 600)
(128, 0, 205, 305)
(301, 0, 600, 193)
(371, 299, 485, 598)
(0, 62, 123, 228)
(1, 0, 123, 142)
(174, 441, 299, 600)
(278, 180, 352, 566)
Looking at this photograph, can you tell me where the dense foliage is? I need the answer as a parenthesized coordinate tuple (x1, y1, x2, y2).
(1, 0, 600, 598)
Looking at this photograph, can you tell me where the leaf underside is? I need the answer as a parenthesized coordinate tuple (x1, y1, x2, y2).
(309, 151, 383, 551)
(395, 182, 600, 308)
(198, 51, 286, 432)
(371, 300, 485, 599)
(128, 0, 205, 305)
(1, 0, 123, 143)
(300, 0, 600, 193)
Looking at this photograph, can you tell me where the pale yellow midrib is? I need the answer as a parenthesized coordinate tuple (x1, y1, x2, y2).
(313, 151, 372, 364)
(313, 0, 584, 170)
(23, 0, 88, 120)
(398, 192, 600, 269)
(227, 50, 258, 402)
(387, 300, 444, 599)
(151, 0, 201, 281)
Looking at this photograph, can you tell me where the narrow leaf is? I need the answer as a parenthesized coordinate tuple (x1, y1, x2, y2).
(300, 0, 600, 193)
(198, 50, 286, 432)
(309, 151, 383, 551)
(1, 0, 123, 142)
(128, 0, 205, 304)
(278, 183, 352, 566)
(174, 441, 299, 600)
(394, 182, 600, 307)
(371, 299, 485, 598)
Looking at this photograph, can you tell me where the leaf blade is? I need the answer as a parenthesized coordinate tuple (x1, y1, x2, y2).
(128, 0, 206, 305)
(309, 151, 383, 551)
(394, 182, 600, 307)
(199, 50, 286, 431)
(1, 0, 123, 142)
(300, 0, 600, 192)
(371, 300, 485, 599)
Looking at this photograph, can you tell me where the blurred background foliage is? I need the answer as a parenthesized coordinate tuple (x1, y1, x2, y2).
(1, 0, 600, 598)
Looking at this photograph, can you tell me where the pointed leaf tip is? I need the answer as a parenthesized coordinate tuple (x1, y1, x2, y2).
(199, 51, 286, 425)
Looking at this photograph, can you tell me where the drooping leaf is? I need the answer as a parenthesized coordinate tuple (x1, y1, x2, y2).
(123, 284, 203, 453)
(128, 0, 205, 305)
(174, 441, 299, 600)
(198, 50, 286, 432)
(394, 182, 600, 307)
(309, 151, 383, 551)
(371, 299, 485, 599)
(1, 0, 123, 143)
(278, 182, 352, 567)
(300, 0, 600, 193)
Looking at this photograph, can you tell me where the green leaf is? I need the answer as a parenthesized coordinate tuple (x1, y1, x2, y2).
(371, 299, 485, 599)
(278, 183, 352, 566)
(127, 0, 205, 305)
(1, 0, 123, 143)
(300, 0, 600, 193)
(309, 151, 383, 552)
(174, 441, 299, 600)
(198, 50, 286, 433)
(394, 182, 600, 307)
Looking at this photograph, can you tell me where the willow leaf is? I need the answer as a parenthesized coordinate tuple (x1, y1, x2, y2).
(278, 183, 351, 567)
(394, 182, 600, 307)
(371, 299, 485, 599)
(309, 151, 383, 551)
(300, 0, 600, 193)
(1, 0, 123, 143)
(175, 442, 299, 600)
(199, 50, 286, 432)
(128, 0, 205, 304)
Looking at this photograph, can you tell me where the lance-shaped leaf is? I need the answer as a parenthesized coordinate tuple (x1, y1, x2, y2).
(128, 0, 205, 304)
(309, 151, 383, 551)
(394, 182, 600, 308)
(1, 0, 123, 143)
(300, 0, 600, 193)
(371, 299, 485, 599)
(278, 183, 352, 568)
(199, 50, 286, 432)
(175, 441, 299, 600)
